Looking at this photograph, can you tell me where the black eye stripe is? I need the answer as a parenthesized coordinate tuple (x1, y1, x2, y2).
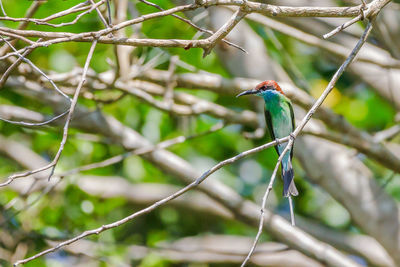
(260, 85, 272, 91)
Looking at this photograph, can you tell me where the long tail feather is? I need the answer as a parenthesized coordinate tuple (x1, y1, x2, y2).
(288, 196, 296, 226)
(282, 160, 298, 197)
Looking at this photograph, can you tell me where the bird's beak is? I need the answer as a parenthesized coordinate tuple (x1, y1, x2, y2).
(236, 89, 258, 98)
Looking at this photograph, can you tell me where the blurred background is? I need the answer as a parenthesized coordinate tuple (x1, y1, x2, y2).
(1, 0, 400, 266)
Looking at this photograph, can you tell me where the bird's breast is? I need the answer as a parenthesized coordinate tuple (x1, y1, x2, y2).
(264, 96, 292, 139)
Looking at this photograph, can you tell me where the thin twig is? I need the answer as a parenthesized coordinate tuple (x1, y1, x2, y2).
(0, 0, 6, 17)
(0, 36, 71, 101)
(38, 0, 106, 28)
(0, 43, 36, 87)
(0, 3, 199, 57)
(245, 12, 400, 68)
(39, 1, 91, 22)
(0, 0, 372, 58)
(60, 121, 226, 177)
(0, 40, 97, 187)
(360, 0, 367, 8)
(374, 124, 400, 142)
(1, 178, 61, 228)
(293, 22, 373, 137)
(323, 0, 390, 39)
(89, 0, 109, 28)
(164, 55, 178, 107)
(386, 67, 399, 109)
(202, 8, 247, 57)
(0, 1, 106, 28)
(106, 0, 112, 25)
(241, 136, 294, 267)
(0, 110, 69, 127)
(0, 30, 35, 45)
(264, 28, 311, 91)
(138, 0, 247, 53)
(0, 0, 42, 57)
(0, 1, 89, 22)
(47, 39, 98, 180)
(323, 14, 363, 39)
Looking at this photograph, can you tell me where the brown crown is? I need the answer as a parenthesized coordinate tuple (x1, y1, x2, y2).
(255, 80, 284, 95)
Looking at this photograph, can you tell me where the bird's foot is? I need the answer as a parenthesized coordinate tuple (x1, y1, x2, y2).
(275, 138, 281, 145)
(289, 133, 296, 141)
(360, 1, 367, 20)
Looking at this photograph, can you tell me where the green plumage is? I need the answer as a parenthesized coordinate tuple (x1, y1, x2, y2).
(260, 90, 298, 197)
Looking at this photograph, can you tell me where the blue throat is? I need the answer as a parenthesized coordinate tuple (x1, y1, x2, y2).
(257, 90, 280, 102)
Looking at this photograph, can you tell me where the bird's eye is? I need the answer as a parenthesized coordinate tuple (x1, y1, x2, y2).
(261, 86, 267, 91)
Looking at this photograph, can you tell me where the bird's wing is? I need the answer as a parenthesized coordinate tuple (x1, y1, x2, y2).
(287, 100, 295, 160)
(264, 109, 280, 155)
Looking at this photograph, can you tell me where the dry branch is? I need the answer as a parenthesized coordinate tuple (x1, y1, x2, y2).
(244, 12, 400, 69)
(62, 237, 325, 267)
(0, 0, 386, 59)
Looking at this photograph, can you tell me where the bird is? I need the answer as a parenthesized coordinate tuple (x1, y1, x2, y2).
(237, 80, 298, 197)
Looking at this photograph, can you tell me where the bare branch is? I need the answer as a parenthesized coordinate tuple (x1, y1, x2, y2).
(323, 14, 364, 39)
(0, 0, 42, 56)
(35, 0, 106, 28)
(0, 1, 93, 23)
(106, 0, 112, 25)
(208, 1, 363, 17)
(163, 55, 178, 107)
(202, 8, 247, 57)
(62, 238, 324, 267)
(0, 36, 71, 101)
(0, 40, 97, 187)
(323, 0, 390, 38)
(244, 13, 400, 69)
(374, 124, 400, 142)
(60, 121, 225, 177)
(0, 30, 35, 45)
(138, 0, 247, 53)
(0, 42, 36, 87)
(89, 0, 109, 28)
(0, 0, 382, 58)
(0, 109, 69, 127)
(0, 0, 7, 17)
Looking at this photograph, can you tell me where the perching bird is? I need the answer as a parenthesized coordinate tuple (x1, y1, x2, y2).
(237, 80, 298, 197)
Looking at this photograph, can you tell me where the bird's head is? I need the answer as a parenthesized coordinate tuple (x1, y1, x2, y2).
(236, 80, 284, 97)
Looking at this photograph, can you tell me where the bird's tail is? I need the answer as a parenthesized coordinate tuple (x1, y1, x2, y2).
(282, 159, 298, 197)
